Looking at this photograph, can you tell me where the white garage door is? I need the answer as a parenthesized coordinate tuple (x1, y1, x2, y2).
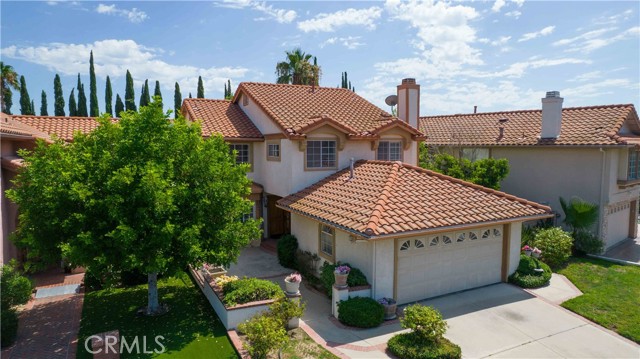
(396, 226, 503, 305)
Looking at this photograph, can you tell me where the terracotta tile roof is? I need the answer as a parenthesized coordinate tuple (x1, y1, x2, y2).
(181, 99, 263, 140)
(420, 104, 640, 147)
(11, 115, 102, 141)
(277, 160, 552, 238)
(0, 113, 50, 139)
(235, 82, 424, 139)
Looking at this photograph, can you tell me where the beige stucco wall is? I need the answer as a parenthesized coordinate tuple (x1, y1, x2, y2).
(509, 223, 522, 275)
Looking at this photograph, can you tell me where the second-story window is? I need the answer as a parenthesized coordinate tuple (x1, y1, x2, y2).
(629, 149, 640, 180)
(377, 141, 402, 161)
(306, 140, 337, 169)
(230, 143, 250, 164)
(267, 143, 280, 161)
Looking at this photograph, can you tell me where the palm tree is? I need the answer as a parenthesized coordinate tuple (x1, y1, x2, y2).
(275, 48, 321, 85)
(1, 62, 20, 114)
(559, 196, 599, 233)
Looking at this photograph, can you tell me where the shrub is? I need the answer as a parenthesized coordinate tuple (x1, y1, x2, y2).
(277, 234, 298, 269)
(1, 308, 19, 348)
(388, 332, 461, 359)
(573, 230, 604, 255)
(237, 313, 288, 359)
(320, 262, 369, 296)
(509, 255, 552, 288)
(222, 278, 284, 306)
(401, 305, 447, 342)
(269, 297, 305, 326)
(338, 297, 384, 328)
(532, 227, 573, 268)
(0, 262, 33, 312)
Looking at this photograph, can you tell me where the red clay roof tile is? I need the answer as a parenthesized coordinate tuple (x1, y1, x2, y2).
(181, 99, 263, 140)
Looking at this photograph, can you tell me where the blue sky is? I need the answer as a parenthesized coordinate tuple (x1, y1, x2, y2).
(1, 0, 639, 116)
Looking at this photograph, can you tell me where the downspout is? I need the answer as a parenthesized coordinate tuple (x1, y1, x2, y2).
(598, 148, 607, 238)
(372, 241, 377, 299)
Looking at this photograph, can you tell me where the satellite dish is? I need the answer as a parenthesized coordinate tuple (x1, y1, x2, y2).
(385, 95, 398, 107)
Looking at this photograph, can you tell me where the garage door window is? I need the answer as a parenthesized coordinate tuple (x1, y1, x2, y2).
(414, 239, 425, 248)
(456, 233, 466, 242)
(493, 228, 501, 237)
(482, 229, 491, 239)
(400, 240, 411, 251)
(442, 235, 452, 244)
(469, 232, 478, 240)
(430, 237, 439, 246)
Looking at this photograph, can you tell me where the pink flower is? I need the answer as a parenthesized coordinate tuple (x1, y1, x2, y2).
(286, 272, 302, 283)
(522, 245, 533, 251)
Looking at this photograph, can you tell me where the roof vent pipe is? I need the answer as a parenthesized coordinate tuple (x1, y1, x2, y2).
(350, 157, 355, 179)
(474, 105, 477, 114)
(541, 90, 563, 139)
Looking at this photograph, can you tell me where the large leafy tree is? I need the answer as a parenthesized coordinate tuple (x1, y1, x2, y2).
(275, 48, 321, 85)
(40, 90, 48, 116)
(197, 76, 204, 98)
(105, 76, 113, 115)
(7, 100, 261, 315)
(1, 62, 20, 114)
(89, 51, 99, 117)
(124, 70, 136, 112)
(53, 74, 65, 116)
(173, 82, 182, 119)
(19, 75, 34, 115)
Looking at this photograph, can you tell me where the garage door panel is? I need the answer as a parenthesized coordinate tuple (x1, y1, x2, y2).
(397, 228, 503, 304)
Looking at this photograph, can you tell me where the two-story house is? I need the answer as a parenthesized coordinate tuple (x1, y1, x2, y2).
(420, 92, 640, 250)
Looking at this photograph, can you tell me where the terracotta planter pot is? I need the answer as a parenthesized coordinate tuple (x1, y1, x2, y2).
(285, 279, 301, 295)
(383, 303, 397, 320)
(334, 272, 348, 288)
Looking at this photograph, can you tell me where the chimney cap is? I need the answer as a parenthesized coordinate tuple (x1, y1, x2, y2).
(545, 91, 561, 98)
(401, 78, 416, 84)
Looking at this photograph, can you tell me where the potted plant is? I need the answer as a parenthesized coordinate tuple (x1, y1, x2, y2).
(334, 265, 350, 288)
(532, 247, 542, 258)
(522, 245, 533, 257)
(378, 297, 397, 320)
(284, 272, 302, 295)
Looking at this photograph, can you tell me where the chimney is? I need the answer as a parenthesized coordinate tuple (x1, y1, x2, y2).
(397, 78, 420, 129)
(541, 91, 563, 139)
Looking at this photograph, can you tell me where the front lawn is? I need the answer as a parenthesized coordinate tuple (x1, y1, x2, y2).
(558, 257, 640, 343)
(77, 271, 238, 358)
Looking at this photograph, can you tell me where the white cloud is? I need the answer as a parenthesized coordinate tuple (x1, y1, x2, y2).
(491, 36, 511, 46)
(95, 3, 148, 23)
(492, 0, 506, 13)
(511, 0, 525, 7)
(518, 25, 555, 42)
(297, 7, 382, 32)
(568, 71, 602, 82)
(505, 10, 521, 19)
(562, 78, 637, 99)
(319, 36, 365, 50)
(0, 40, 248, 97)
(554, 26, 640, 53)
(594, 9, 634, 25)
(216, 0, 296, 23)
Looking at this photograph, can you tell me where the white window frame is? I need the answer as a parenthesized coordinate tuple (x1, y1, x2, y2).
(267, 141, 281, 161)
(230, 143, 251, 165)
(306, 140, 337, 170)
(377, 141, 403, 161)
(319, 224, 335, 261)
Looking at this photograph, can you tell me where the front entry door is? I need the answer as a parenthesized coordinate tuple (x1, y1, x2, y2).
(267, 195, 290, 238)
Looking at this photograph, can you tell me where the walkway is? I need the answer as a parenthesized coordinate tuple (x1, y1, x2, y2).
(1, 268, 85, 359)
(600, 237, 640, 265)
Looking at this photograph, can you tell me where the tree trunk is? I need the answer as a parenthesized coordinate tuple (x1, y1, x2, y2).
(146, 272, 160, 315)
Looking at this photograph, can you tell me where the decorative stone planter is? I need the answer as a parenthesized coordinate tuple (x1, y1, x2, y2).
(532, 251, 541, 258)
(287, 317, 300, 329)
(383, 303, 397, 320)
(334, 273, 348, 288)
(284, 278, 301, 295)
(524, 250, 533, 257)
(202, 266, 227, 281)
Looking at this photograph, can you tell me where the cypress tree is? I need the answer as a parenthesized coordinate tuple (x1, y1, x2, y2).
(139, 79, 150, 108)
(197, 76, 204, 98)
(31, 100, 35, 116)
(114, 94, 124, 117)
(89, 50, 99, 116)
(4, 88, 12, 115)
(19, 75, 32, 115)
(226, 79, 232, 99)
(174, 82, 182, 119)
(124, 70, 136, 112)
(40, 90, 48, 116)
(105, 76, 113, 115)
(53, 74, 65, 116)
(68, 88, 77, 116)
(153, 80, 162, 107)
(76, 74, 88, 117)
(189, 92, 192, 99)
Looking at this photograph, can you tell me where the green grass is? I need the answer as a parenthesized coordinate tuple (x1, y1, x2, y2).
(77, 271, 238, 358)
(558, 257, 640, 343)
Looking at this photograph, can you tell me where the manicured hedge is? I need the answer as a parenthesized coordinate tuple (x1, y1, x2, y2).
(320, 262, 369, 296)
(338, 297, 384, 328)
(1, 308, 18, 348)
(277, 234, 299, 269)
(222, 278, 284, 306)
(509, 255, 552, 288)
(388, 333, 461, 359)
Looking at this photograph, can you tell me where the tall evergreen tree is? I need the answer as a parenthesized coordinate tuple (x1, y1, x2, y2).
(173, 82, 182, 119)
(197, 76, 204, 98)
(89, 50, 99, 116)
(40, 90, 48, 116)
(68, 88, 77, 116)
(124, 70, 136, 112)
(189, 92, 192, 99)
(139, 80, 150, 108)
(153, 80, 162, 107)
(114, 94, 124, 117)
(19, 75, 33, 115)
(76, 74, 88, 117)
(31, 100, 35, 116)
(105, 76, 113, 115)
(224, 79, 233, 100)
(53, 74, 65, 116)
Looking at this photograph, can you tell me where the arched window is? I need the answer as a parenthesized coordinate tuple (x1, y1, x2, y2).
(415, 239, 425, 248)
(400, 240, 411, 251)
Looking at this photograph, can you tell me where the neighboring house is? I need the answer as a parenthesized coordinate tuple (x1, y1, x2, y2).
(420, 92, 640, 250)
(1, 79, 556, 304)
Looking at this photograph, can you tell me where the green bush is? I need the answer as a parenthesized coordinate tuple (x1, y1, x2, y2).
(237, 313, 288, 359)
(223, 278, 284, 306)
(532, 227, 574, 268)
(387, 332, 461, 359)
(277, 234, 298, 269)
(401, 304, 447, 342)
(0, 262, 33, 312)
(573, 231, 604, 255)
(338, 297, 384, 328)
(269, 297, 305, 326)
(320, 262, 369, 296)
(1, 308, 19, 348)
(509, 255, 552, 288)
